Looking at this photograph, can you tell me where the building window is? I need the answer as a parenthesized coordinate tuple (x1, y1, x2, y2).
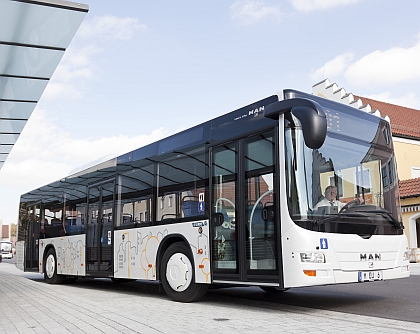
(382, 166, 388, 188)
(412, 167, 420, 179)
(382, 127, 390, 145)
(355, 167, 371, 194)
(388, 160, 394, 185)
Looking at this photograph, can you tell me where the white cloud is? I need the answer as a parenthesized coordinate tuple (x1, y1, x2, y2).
(42, 82, 82, 99)
(311, 33, 420, 97)
(290, 0, 361, 12)
(0, 159, 71, 189)
(43, 16, 147, 102)
(0, 107, 168, 224)
(344, 40, 420, 87)
(310, 52, 354, 82)
(79, 15, 147, 41)
(43, 45, 101, 99)
(54, 46, 101, 81)
(366, 91, 420, 110)
(231, 1, 282, 24)
(1, 109, 168, 191)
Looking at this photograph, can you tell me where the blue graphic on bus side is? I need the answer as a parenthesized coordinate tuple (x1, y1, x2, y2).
(320, 238, 328, 249)
(198, 202, 205, 212)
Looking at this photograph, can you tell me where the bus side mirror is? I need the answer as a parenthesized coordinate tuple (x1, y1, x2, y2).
(264, 98, 327, 149)
(287, 105, 327, 149)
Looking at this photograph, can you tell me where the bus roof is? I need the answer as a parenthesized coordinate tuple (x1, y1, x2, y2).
(20, 89, 386, 204)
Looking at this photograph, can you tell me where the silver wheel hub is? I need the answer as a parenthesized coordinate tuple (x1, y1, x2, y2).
(46, 254, 55, 279)
(166, 252, 192, 292)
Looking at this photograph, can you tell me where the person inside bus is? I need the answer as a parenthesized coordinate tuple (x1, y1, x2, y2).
(314, 185, 364, 211)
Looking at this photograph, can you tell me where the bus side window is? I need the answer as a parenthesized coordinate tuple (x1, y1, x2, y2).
(157, 146, 208, 223)
(64, 185, 87, 236)
(115, 171, 153, 229)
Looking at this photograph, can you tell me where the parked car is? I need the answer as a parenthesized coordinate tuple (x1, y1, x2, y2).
(1, 241, 14, 259)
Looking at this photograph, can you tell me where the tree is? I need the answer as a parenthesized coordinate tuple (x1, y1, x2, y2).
(10, 223, 17, 238)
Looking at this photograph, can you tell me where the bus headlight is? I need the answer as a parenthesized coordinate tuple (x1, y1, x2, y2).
(300, 252, 326, 263)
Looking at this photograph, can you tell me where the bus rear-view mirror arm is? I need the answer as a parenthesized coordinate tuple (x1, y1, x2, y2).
(264, 98, 327, 149)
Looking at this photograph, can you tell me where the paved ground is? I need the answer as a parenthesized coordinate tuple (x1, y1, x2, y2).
(410, 262, 420, 275)
(0, 262, 419, 334)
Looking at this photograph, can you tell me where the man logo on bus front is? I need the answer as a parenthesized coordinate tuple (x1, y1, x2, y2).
(360, 253, 381, 261)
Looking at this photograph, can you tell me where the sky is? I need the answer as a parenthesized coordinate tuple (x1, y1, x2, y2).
(1, 0, 420, 226)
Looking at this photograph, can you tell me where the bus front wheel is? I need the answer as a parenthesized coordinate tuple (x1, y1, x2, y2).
(160, 242, 208, 302)
(44, 248, 63, 284)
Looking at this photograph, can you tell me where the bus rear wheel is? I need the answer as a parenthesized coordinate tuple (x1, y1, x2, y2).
(44, 248, 63, 284)
(160, 242, 208, 302)
(63, 276, 78, 284)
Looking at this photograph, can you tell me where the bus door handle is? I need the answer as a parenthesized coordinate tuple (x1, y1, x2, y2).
(212, 213, 224, 226)
(262, 206, 274, 222)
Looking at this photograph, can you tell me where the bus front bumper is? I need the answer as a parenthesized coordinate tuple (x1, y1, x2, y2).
(287, 265, 410, 287)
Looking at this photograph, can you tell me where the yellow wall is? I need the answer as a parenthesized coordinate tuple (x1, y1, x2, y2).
(394, 139, 420, 180)
(393, 138, 420, 249)
(400, 197, 420, 248)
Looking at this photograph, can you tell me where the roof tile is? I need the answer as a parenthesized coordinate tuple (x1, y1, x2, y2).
(354, 96, 420, 139)
(399, 178, 420, 198)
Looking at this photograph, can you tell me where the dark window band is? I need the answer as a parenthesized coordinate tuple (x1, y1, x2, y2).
(0, 74, 50, 81)
(11, 0, 89, 13)
(1, 118, 29, 121)
(0, 99, 37, 103)
(0, 41, 66, 52)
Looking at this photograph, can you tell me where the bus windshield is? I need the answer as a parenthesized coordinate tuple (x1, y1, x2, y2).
(285, 102, 403, 236)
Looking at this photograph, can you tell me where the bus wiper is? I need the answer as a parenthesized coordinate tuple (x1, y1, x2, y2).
(354, 209, 404, 230)
(313, 212, 368, 227)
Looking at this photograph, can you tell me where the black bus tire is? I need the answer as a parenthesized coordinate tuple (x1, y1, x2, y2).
(111, 277, 136, 283)
(259, 286, 289, 293)
(160, 242, 208, 302)
(44, 248, 63, 284)
(63, 276, 78, 284)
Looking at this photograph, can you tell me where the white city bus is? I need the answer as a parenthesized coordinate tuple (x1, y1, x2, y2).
(1, 241, 14, 259)
(16, 89, 410, 302)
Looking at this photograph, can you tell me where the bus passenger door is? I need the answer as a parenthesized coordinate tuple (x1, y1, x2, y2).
(212, 143, 239, 279)
(244, 131, 278, 281)
(25, 204, 41, 271)
(86, 181, 114, 276)
(211, 130, 279, 284)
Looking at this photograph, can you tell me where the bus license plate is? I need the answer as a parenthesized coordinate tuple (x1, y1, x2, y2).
(358, 270, 383, 282)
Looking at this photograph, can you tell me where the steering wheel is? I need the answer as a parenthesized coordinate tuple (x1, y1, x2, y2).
(339, 198, 361, 213)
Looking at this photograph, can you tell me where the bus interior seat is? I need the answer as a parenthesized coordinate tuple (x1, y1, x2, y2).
(122, 213, 132, 224)
(181, 196, 200, 217)
(65, 217, 78, 234)
(161, 214, 179, 223)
